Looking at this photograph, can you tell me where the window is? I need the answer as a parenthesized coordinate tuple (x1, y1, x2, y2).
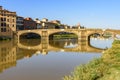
(7, 19, 9, 22)
(4, 14, 6, 16)
(13, 19, 14, 22)
(1, 18, 6, 21)
(7, 24, 9, 27)
(4, 23, 6, 27)
(3, 28, 6, 32)
(1, 28, 6, 32)
(1, 23, 6, 27)
(1, 18, 3, 21)
(1, 23, 3, 26)
(4, 18, 6, 21)
(1, 28, 3, 32)
(12, 24, 14, 27)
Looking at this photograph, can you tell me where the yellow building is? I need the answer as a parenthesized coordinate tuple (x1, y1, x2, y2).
(40, 18, 65, 29)
(0, 6, 16, 38)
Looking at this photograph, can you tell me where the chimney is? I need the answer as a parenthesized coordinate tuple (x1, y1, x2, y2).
(0, 6, 2, 10)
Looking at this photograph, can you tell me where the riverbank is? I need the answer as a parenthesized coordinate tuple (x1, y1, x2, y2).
(0, 36, 11, 41)
(63, 40, 120, 80)
(53, 34, 77, 39)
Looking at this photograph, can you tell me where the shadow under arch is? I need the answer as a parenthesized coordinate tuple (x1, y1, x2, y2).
(20, 32, 41, 39)
(88, 33, 101, 41)
(19, 32, 41, 47)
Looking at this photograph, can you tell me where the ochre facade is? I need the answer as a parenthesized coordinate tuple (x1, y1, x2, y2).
(0, 6, 16, 38)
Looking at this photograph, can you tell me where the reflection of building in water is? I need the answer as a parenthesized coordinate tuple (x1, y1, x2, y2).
(0, 41, 16, 73)
(0, 39, 103, 73)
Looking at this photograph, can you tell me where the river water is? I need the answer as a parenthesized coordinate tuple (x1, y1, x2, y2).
(0, 38, 114, 80)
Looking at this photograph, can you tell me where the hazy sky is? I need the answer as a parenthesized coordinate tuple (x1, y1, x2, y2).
(0, 0, 120, 29)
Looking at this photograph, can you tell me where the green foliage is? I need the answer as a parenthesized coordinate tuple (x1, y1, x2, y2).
(53, 34, 77, 39)
(0, 37, 11, 41)
(63, 40, 120, 80)
(112, 40, 120, 44)
(63, 59, 109, 80)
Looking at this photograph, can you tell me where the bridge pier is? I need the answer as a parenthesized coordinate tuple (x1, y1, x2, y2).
(77, 30, 89, 51)
(77, 40, 88, 51)
(17, 34, 20, 44)
(78, 30, 88, 42)
(41, 31, 49, 54)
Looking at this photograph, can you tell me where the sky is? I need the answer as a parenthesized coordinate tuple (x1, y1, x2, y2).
(0, 0, 120, 29)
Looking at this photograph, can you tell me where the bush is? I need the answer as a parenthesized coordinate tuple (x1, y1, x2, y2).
(63, 40, 120, 80)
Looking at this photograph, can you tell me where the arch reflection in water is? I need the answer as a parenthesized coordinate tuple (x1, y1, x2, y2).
(18, 39, 104, 55)
(0, 38, 107, 73)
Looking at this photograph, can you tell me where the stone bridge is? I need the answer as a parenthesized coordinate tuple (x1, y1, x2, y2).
(17, 28, 120, 42)
(16, 28, 120, 55)
(17, 28, 104, 41)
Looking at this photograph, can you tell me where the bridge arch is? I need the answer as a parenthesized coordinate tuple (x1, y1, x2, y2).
(48, 30, 78, 36)
(20, 32, 41, 39)
(86, 29, 103, 41)
(18, 31, 41, 37)
(88, 32, 101, 37)
(87, 33, 101, 41)
(48, 30, 78, 40)
(17, 30, 42, 40)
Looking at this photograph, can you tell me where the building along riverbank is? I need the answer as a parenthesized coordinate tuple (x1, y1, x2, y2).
(63, 40, 120, 80)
